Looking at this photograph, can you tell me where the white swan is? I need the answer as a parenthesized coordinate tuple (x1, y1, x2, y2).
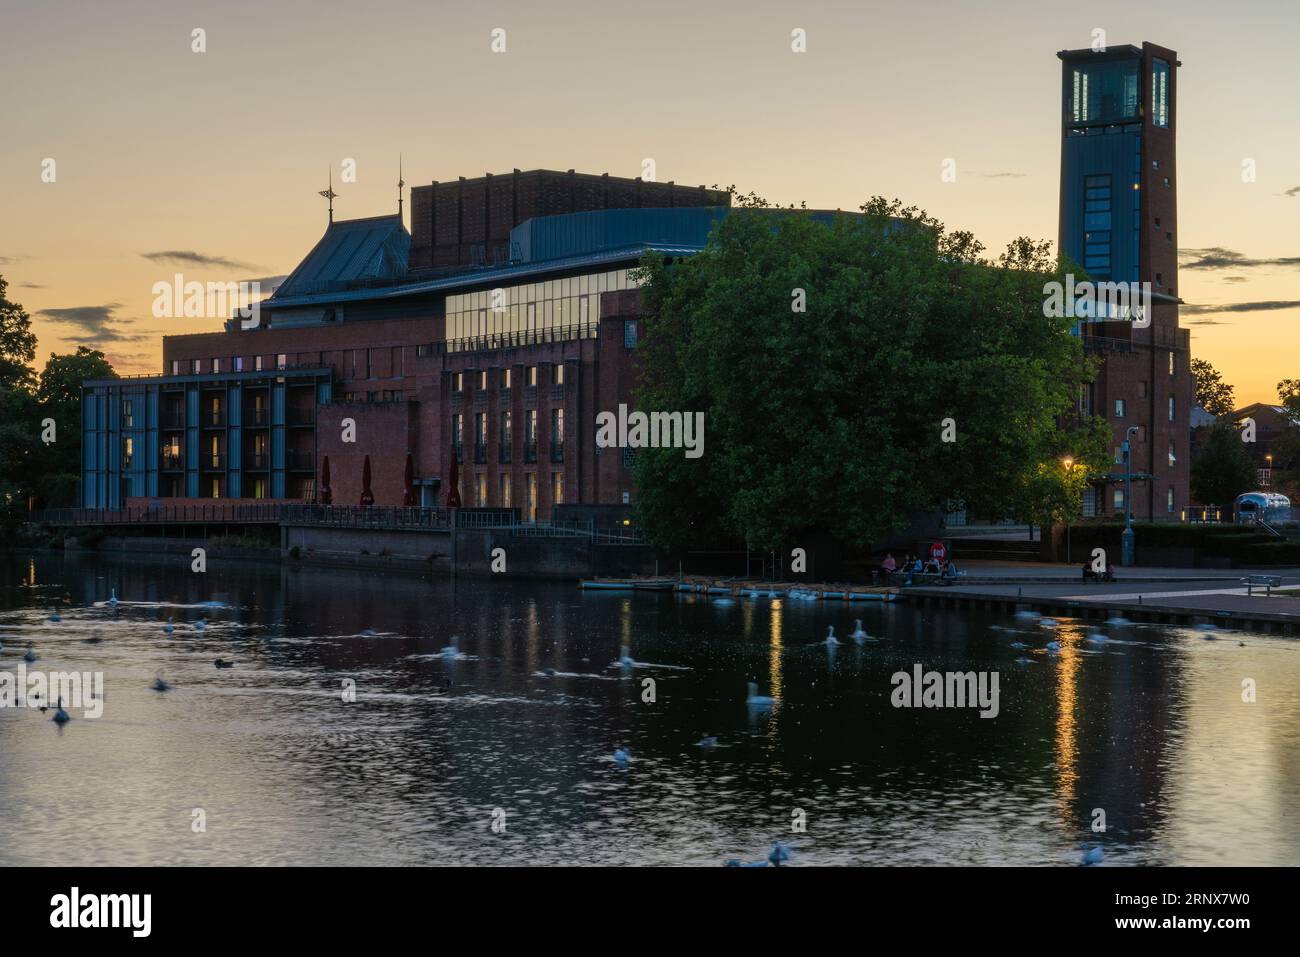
(439, 635, 460, 658)
(618, 644, 635, 669)
(849, 620, 868, 642)
(163, 617, 174, 634)
(1106, 616, 1131, 626)
(746, 682, 775, 708)
(1085, 632, 1108, 644)
(696, 735, 718, 749)
(1040, 618, 1060, 629)
(108, 588, 118, 608)
(824, 625, 840, 646)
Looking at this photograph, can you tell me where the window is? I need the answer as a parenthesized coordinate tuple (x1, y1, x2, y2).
(1167, 486, 1175, 513)
(1152, 59, 1170, 128)
(1169, 396, 1175, 422)
(122, 400, 134, 427)
(255, 355, 264, 372)
(501, 368, 511, 388)
(1169, 352, 1175, 375)
(551, 408, 564, 445)
(500, 411, 512, 445)
(553, 364, 565, 386)
(478, 370, 488, 390)
(170, 360, 180, 375)
(1114, 399, 1126, 417)
(623, 446, 637, 470)
(1137, 381, 1147, 398)
(233, 356, 244, 372)
(276, 353, 287, 371)
(212, 358, 221, 373)
(1168, 440, 1176, 468)
(499, 473, 512, 508)
(476, 474, 487, 507)
(1114, 488, 1125, 511)
(1083, 175, 1112, 275)
(452, 415, 464, 455)
(552, 472, 564, 507)
(192, 359, 202, 374)
(527, 366, 538, 387)
(452, 372, 463, 391)
(526, 473, 537, 522)
(624, 320, 638, 348)
(526, 410, 537, 444)
(1156, 272, 1163, 287)
(252, 477, 267, 499)
(122, 436, 134, 468)
(1069, 60, 1139, 124)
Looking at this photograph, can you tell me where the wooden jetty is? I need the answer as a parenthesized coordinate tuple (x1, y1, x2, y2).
(579, 575, 899, 602)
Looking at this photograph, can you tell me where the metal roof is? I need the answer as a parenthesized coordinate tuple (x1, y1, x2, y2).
(274, 214, 410, 300)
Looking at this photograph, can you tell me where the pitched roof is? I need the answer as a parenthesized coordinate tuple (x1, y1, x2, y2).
(273, 214, 410, 300)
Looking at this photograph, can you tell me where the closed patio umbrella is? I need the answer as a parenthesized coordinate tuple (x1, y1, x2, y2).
(360, 454, 375, 506)
(445, 446, 462, 508)
(318, 456, 332, 505)
(403, 452, 415, 507)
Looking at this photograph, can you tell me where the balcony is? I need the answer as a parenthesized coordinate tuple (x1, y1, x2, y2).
(500, 386, 512, 404)
(550, 442, 565, 463)
(551, 384, 566, 402)
(245, 408, 269, 426)
(474, 443, 487, 465)
(201, 409, 225, 427)
(524, 385, 538, 407)
(286, 408, 316, 426)
(285, 449, 315, 470)
(161, 411, 186, 429)
(160, 451, 184, 470)
(202, 453, 224, 470)
(474, 389, 488, 409)
(524, 441, 537, 464)
(499, 442, 512, 464)
(450, 394, 464, 411)
(246, 453, 269, 470)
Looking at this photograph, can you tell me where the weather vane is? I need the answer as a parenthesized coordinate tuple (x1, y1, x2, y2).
(318, 167, 337, 223)
(397, 154, 405, 221)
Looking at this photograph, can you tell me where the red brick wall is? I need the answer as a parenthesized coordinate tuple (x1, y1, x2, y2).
(317, 401, 418, 506)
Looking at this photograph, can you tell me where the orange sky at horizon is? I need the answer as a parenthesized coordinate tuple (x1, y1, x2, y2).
(1, 0, 1296, 405)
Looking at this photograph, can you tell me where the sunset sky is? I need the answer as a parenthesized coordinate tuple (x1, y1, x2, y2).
(1, 0, 1296, 403)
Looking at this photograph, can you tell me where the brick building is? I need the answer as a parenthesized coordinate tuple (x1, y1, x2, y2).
(1058, 42, 1193, 521)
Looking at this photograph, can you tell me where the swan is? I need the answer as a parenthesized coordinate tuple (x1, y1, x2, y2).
(768, 842, 792, 866)
(1085, 633, 1107, 645)
(849, 620, 868, 642)
(163, 617, 174, 635)
(439, 635, 460, 658)
(24, 643, 37, 662)
(1040, 618, 1060, 629)
(52, 697, 70, 724)
(746, 682, 775, 708)
(1015, 656, 1034, 666)
(213, 658, 235, 669)
(1009, 640, 1028, 649)
(824, 626, 840, 646)
(1106, 616, 1131, 626)
(618, 644, 635, 669)
(151, 670, 170, 692)
(1081, 843, 1104, 866)
(696, 735, 718, 749)
(48, 608, 61, 622)
(193, 618, 206, 632)
(613, 746, 631, 768)
(767, 590, 778, 599)
(1013, 610, 1040, 620)
(713, 597, 735, 607)
(108, 589, 118, 608)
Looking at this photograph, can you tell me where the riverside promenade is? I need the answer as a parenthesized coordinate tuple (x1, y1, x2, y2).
(905, 561, 1300, 634)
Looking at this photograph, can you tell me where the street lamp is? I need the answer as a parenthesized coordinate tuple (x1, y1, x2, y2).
(1062, 457, 1075, 563)
(1121, 426, 1139, 566)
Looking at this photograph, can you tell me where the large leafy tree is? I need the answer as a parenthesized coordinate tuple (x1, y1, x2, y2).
(36, 346, 117, 506)
(1191, 358, 1236, 417)
(0, 275, 39, 532)
(631, 199, 1110, 551)
(1191, 422, 1257, 506)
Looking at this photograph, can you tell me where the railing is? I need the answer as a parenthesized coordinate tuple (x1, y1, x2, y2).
(1081, 336, 1134, 354)
(160, 452, 184, 469)
(202, 454, 224, 470)
(246, 453, 269, 469)
(31, 504, 286, 525)
(500, 387, 512, 403)
(245, 408, 269, 426)
(550, 442, 565, 463)
(473, 443, 487, 465)
(445, 321, 599, 355)
(499, 443, 512, 464)
(161, 412, 186, 429)
(524, 385, 538, 406)
(201, 410, 226, 427)
(523, 441, 537, 463)
(285, 450, 315, 470)
(551, 384, 566, 402)
(282, 505, 452, 530)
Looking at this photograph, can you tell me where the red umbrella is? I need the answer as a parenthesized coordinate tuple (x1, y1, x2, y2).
(402, 452, 415, 507)
(318, 455, 332, 505)
(445, 445, 462, 508)
(360, 454, 375, 506)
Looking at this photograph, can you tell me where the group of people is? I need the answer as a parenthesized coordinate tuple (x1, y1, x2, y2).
(877, 551, 959, 584)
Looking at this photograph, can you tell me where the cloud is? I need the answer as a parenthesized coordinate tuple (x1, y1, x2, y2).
(0, 255, 30, 266)
(20, 282, 46, 289)
(36, 301, 151, 345)
(141, 250, 262, 271)
(1182, 299, 1300, 316)
(1179, 247, 1300, 270)
(979, 172, 1027, 178)
(1221, 276, 1248, 284)
(1283, 186, 1300, 197)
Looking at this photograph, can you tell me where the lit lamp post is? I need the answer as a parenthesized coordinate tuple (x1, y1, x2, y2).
(1063, 457, 1074, 564)
(1122, 425, 1139, 567)
(1266, 453, 1273, 487)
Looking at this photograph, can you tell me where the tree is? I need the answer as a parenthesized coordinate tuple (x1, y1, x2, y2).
(0, 275, 39, 533)
(631, 199, 1111, 551)
(36, 347, 117, 506)
(1191, 422, 1257, 505)
(1191, 358, 1235, 417)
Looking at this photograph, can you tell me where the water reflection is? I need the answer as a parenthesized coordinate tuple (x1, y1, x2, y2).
(1, 549, 1298, 866)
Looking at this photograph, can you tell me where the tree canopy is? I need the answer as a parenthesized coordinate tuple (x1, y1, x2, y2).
(1191, 421, 1258, 506)
(630, 198, 1111, 551)
(1191, 358, 1236, 418)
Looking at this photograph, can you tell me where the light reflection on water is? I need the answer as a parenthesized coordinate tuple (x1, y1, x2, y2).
(1, 550, 1298, 866)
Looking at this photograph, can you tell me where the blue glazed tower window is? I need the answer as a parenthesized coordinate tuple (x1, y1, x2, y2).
(1152, 59, 1170, 128)
(1083, 174, 1112, 276)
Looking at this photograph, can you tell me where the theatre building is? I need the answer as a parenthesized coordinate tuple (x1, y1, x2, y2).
(81, 170, 730, 520)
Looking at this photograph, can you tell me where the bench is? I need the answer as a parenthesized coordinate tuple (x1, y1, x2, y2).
(1241, 574, 1282, 596)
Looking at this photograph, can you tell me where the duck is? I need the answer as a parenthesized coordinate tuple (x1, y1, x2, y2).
(163, 617, 174, 635)
(824, 626, 840, 646)
(768, 842, 792, 866)
(47, 608, 61, 623)
(213, 658, 235, 669)
(542, 667, 558, 677)
(849, 620, 869, 642)
(1081, 843, 1104, 866)
(151, 669, 170, 692)
(83, 630, 103, 644)
(52, 697, 70, 724)
(746, 682, 775, 708)
(613, 746, 631, 768)
(193, 618, 207, 632)
(24, 643, 38, 663)
(1085, 633, 1108, 645)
